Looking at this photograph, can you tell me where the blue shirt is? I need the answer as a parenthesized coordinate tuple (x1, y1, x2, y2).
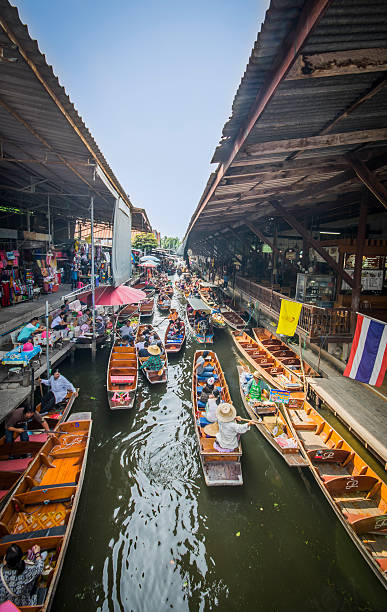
(17, 323, 39, 342)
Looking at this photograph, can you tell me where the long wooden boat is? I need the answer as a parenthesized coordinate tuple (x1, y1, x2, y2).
(231, 330, 304, 393)
(283, 397, 387, 590)
(220, 306, 246, 331)
(252, 327, 319, 382)
(137, 324, 168, 384)
(0, 413, 92, 611)
(192, 350, 242, 486)
(157, 296, 171, 312)
(164, 321, 186, 354)
(107, 340, 138, 409)
(236, 366, 308, 467)
(118, 303, 139, 320)
(0, 391, 78, 505)
(139, 298, 155, 319)
(186, 305, 214, 344)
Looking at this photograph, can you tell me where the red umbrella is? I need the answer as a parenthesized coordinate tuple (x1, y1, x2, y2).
(138, 261, 157, 268)
(78, 284, 146, 306)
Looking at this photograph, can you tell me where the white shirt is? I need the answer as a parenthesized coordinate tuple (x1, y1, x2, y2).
(135, 341, 145, 350)
(204, 398, 218, 423)
(216, 421, 249, 450)
(51, 315, 63, 329)
(41, 374, 75, 403)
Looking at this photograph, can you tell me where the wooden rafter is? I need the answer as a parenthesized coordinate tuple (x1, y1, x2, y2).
(347, 155, 387, 210)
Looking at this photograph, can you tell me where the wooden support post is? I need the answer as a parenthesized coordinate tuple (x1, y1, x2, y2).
(351, 194, 368, 331)
(271, 200, 356, 289)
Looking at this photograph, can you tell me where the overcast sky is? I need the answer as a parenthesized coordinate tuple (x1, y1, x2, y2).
(12, 0, 268, 237)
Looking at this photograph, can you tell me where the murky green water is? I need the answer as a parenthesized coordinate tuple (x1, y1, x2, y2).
(53, 295, 387, 611)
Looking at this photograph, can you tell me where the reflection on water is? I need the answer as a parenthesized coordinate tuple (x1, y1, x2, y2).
(53, 297, 386, 611)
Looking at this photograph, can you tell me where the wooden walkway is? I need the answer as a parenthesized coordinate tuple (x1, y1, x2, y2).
(307, 376, 387, 467)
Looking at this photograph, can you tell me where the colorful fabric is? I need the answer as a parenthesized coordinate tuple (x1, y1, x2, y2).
(276, 299, 302, 336)
(2, 346, 41, 366)
(344, 314, 387, 386)
(247, 379, 261, 401)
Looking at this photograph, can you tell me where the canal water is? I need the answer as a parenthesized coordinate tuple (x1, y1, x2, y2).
(53, 294, 386, 611)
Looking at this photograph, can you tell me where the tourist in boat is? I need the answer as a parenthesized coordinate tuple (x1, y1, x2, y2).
(135, 335, 146, 351)
(16, 317, 41, 343)
(195, 351, 214, 378)
(38, 369, 77, 413)
(0, 543, 44, 606)
(5, 405, 50, 443)
(198, 389, 221, 426)
(169, 309, 178, 322)
(120, 322, 135, 344)
(198, 377, 216, 407)
(156, 340, 165, 355)
(138, 341, 150, 358)
(140, 345, 164, 372)
(215, 403, 254, 451)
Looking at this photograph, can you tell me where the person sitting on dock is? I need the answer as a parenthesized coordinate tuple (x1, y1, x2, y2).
(215, 403, 254, 451)
(38, 369, 77, 413)
(5, 405, 50, 444)
(0, 543, 44, 606)
(140, 345, 164, 372)
(16, 317, 41, 344)
(195, 351, 214, 379)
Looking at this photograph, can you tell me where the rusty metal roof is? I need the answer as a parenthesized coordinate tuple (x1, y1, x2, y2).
(186, 0, 387, 247)
(0, 0, 132, 224)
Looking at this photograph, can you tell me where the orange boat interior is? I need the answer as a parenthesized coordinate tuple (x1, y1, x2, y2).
(107, 345, 137, 392)
(253, 327, 318, 377)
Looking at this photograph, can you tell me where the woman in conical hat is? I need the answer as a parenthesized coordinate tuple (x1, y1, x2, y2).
(215, 403, 254, 451)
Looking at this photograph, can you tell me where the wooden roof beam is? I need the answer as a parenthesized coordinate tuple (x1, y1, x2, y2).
(271, 200, 355, 288)
(347, 154, 387, 210)
(286, 49, 387, 80)
(225, 156, 348, 178)
(245, 223, 281, 256)
(240, 128, 387, 160)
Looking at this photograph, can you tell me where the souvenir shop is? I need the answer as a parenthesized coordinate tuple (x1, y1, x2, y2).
(71, 239, 112, 289)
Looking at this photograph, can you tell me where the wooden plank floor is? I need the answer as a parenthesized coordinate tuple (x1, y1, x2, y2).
(307, 376, 387, 466)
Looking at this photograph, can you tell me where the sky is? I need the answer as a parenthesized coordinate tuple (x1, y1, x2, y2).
(12, 0, 269, 238)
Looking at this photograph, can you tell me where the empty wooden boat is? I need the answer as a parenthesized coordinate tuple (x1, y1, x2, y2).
(237, 366, 307, 467)
(220, 306, 246, 331)
(139, 298, 155, 319)
(118, 303, 139, 320)
(107, 340, 138, 409)
(0, 390, 78, 505)
(253, 327, 319, 382)
(231, 330, 304, 393)
(164, 320, 186, 354)
(284, 397, 387, 590)
(192, 350, 243, 486)
(0, 413, 92, 611)
(137, 324, 168, 384)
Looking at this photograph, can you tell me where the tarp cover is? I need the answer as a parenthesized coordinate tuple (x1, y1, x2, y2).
(187, 297, 211, 312)
(112, 197, 132, 286)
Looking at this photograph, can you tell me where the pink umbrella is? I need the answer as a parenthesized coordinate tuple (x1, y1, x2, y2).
(139, 261, 157, 268)
(78, 284, 146, 306)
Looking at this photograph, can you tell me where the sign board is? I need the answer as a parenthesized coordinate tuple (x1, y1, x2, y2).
(269, 389, 291, 404)
(310, 246, 339, 263)
(23, 231, 51, 242)
(342, 269, 384, 291)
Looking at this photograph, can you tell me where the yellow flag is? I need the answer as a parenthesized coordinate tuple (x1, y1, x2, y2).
(276, 299, 302, 336)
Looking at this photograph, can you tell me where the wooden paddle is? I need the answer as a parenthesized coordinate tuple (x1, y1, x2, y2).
(236, 416, 261, 425)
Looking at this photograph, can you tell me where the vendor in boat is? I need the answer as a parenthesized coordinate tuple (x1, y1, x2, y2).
(5, 405, 50, 444)
(0, 543, 44, 607)
(140, 345, 164, 372)
(195, 351, 214, 378)
(215, 403, 254, 451)
(245, 371, 270, 402)
(38, 369, 77, 413)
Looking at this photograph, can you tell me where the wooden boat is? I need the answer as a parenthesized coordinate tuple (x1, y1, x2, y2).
(192, 350, 242, 486)
(137, 324, 168, 384)
(231, 330, 304, 393)
(107, 340, 138, 409)
(139, 298, 155, 319)
(283, 397, 387, 589)
(236, 366, 308, 467)
(186, 305, 214, 344)
(157, 296, 171, 312)
(0, 412, 92, 611)
(118, 303, 139, 320)
(210, 312, 226, 329)
(164, 321, 186, 354)
(252, 327, 319, 382)
(220, 306, 246, 331)
(0, 391, 78, 505)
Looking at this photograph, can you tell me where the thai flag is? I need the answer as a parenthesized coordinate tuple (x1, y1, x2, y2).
(344, 314, 387, 386)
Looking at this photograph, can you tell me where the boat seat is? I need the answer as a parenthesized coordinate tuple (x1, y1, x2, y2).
(31, 482, 76, 491)
(1, 525, 66, 544)
(375, 558, 387, 572)
(324, 474, 377, 494)
(110, 375, 135, 384)
(0, 458, 31, 472)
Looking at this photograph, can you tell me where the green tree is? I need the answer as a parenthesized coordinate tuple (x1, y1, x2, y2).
(161, 236, 181, 251)
(132, 232, 159, 253)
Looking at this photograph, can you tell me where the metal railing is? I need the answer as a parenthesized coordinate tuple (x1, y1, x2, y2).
(235, 276, 352, 339)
